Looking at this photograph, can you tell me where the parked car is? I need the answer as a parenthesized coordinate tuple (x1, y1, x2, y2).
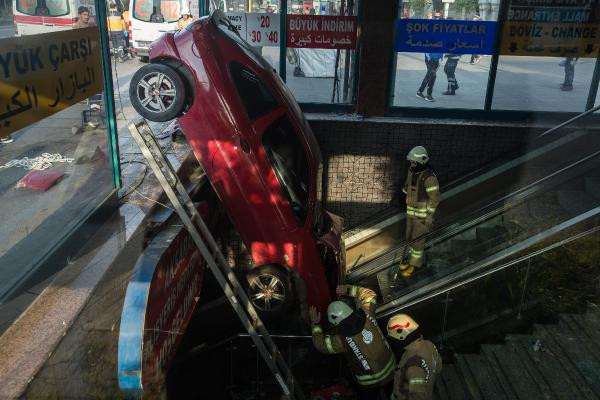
(129, 11, 345, 316)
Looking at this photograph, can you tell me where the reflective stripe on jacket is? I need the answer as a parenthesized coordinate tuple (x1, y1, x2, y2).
(404, 167, 440, 218)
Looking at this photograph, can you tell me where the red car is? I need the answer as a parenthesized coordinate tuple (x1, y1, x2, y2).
(129, 11, 345, 315)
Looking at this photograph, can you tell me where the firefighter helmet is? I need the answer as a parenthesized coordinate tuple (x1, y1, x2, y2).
(387, 314, 419, 340)
(327, 301, 353, 325)
(407, 146, 429, 164)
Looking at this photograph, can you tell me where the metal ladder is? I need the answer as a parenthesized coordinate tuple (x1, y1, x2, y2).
(128, 120, 305, 400)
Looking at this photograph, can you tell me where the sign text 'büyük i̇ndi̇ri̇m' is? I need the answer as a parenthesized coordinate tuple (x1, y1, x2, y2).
(396, 19, 498, 54)
(287, 15, 358, 49)
(0, 27, 103, 138)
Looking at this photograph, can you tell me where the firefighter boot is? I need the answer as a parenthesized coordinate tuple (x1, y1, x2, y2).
(398, 262, 414, 278)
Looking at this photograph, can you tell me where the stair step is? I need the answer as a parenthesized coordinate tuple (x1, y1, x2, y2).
(476, 226, 509, 245)
(439, 364, 470, 400)
(435, 373, 451, 400)
(506, 334, 592, 400)
(485, 344, 547, 400)
(455, 354, 484, 400)
(451, 239, 477, 259)
(558, 314, 600, 361)
(584, 176, 600, 200)
(461, 353, 508, 400)
(532, 323, 600, 397)
(480, 345, 519, 400)
(556, 190, 597, 215)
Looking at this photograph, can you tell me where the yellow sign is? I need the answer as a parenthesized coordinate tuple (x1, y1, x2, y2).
(500, 22, 600, 57)
(0, 27, 103, 138)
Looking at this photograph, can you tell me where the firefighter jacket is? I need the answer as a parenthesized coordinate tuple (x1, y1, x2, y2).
(312, 286, 396, 388)
(391, 337, 442, 400)
(403, 165, 440, 219)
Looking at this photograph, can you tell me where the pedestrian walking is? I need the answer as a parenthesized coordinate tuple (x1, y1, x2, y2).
(442, 53, 460, 95)
(398, 146, 440, 278)
(387, 314, 442, 400)
(560, 57, 578, 91)
(417, 53, 443, 102)
(309, 285, 396, 399)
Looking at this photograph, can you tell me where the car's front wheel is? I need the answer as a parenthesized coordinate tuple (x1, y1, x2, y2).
(129, 63, 186, 122)
(246, 265, 293, 317)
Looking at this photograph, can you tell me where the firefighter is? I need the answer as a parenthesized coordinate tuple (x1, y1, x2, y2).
(398, 146, 440, 277)
(309, 285, 396, 396)
(387, 314, 442, 400)
(107, 3, 127, 61)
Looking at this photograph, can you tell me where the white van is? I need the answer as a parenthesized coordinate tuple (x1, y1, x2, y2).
(128, 0, 183, 61)
(13, 0, 96, 36)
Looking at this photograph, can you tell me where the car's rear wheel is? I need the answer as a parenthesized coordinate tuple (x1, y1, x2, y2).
(129, 63, 186, 122)
(246, 265, 293, 316)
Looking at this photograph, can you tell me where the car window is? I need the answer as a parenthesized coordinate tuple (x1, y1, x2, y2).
(16, 0, 37, 15)
(262, 116, 310, 224)
(46, 0, 69, 16)
(230, 62, 278, 120)
(133, 0, 179, 22)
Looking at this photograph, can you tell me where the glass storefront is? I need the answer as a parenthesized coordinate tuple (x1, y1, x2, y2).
(0, 0, 118, 333)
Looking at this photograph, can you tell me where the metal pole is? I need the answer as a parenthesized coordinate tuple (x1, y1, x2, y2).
(586, 53, 600, 111)
(95, 0, 121, 188)
(279, 0, 287, 81)
(484, 0, 509, 112)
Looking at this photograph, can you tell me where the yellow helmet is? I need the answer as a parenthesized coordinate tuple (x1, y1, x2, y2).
(387, 314, 419, 340)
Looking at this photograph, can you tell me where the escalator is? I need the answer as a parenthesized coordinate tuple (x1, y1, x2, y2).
(342, 107, 600, 318)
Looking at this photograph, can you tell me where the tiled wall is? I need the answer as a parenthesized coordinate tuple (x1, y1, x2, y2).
(309, 117, 546, 228)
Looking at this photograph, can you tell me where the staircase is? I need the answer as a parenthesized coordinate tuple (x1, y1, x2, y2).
(436, 309, 600, 400)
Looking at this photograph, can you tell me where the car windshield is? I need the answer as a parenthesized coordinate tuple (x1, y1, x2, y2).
(17, 0, 70, 16)
(132, 0, 180, 22)
(263, 116, 310, 225)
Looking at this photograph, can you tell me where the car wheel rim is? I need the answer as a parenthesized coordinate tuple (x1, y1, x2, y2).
(136, 71, 178, 114)
(249, 273, 286, 311)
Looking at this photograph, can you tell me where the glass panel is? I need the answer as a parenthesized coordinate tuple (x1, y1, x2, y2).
(46, 0, 70, 17)
(160, 0, 181, 22)
(0, 3, 115, 333)
(230, 62, 279, 120)
(16, 0, 37, 16)
(285, 0, 358, 104)
(262, 116, 310, 224)
(133, 0, 154, 21)
(393, 0, 498, 108)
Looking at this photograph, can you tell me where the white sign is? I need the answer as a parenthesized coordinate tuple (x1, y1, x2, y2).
(226, 12, 247, 37)
(246, 13, 280, 47)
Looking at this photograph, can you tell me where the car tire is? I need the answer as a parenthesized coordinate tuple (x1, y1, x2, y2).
(246, 265, 293, 317)
(129, 63, 186, 122)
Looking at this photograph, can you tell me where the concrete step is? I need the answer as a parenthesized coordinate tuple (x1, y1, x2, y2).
(584, 176, 600, 200)
(532, 323, 600, 398)
(506, 334, 593, 400)
(455, 354, 484, 400)
(480, 345, 519, 400)
(556, 190, 597, 215)
(438, 363, 470, 400)
(558, 314, 600, 362)
(450, 239, 476, 259)
(483, 344, 547, 400)
(460, 353, 508, 400)
(476, 226, 509, 246)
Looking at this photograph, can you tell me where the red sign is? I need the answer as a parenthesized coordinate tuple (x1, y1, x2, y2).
(287, 15, 358, 49)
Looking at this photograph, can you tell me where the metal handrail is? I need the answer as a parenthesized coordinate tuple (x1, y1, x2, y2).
(538, 104, 600, 138)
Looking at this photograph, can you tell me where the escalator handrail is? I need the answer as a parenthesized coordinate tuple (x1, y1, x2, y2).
(347, 149, 600, 282)
(376, 206, 600, 318)
(538, 104, 600, 139)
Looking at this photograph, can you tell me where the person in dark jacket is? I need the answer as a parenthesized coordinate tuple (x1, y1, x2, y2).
(442, 53, 460, 95)
(309, 285, 396, 398)
(417, 53, 444, 102)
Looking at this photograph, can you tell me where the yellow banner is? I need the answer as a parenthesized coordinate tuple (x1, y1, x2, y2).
(0, 27, 103, 138)
(500, 22, 600, 57)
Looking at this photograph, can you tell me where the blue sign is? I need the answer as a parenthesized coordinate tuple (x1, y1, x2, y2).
(396, 19, 497, 55)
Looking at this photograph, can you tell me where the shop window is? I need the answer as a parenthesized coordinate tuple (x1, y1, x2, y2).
(230, 62, 279, 120)
(392, 0, 498, 109)
(262, 116, 310, 224)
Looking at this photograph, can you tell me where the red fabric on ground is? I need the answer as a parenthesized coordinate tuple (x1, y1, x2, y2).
(16, 170, 65, 191)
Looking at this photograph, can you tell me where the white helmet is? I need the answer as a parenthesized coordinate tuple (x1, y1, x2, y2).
(328, 301, 353, 325)
(387, 314, 419, 341)
(407, 146, 429, 164)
